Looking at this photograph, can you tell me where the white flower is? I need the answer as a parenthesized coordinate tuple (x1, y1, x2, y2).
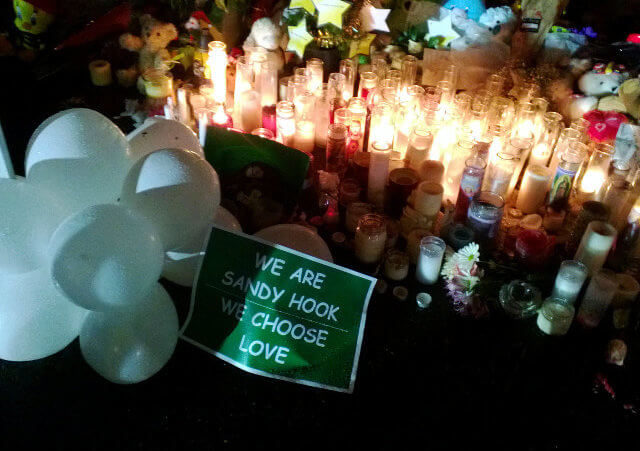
(441, 255, 458, 280)
(457, 243, 480, 265)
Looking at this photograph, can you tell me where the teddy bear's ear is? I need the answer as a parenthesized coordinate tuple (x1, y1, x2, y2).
(139, 14, 155, 30)
(164, 23, 178, 41)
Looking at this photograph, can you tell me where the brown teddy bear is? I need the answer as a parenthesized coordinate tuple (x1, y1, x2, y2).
(117, 14, 178, 94)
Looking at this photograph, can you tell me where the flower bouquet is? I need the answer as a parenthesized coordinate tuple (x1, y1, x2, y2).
(440, 243, 487, 318)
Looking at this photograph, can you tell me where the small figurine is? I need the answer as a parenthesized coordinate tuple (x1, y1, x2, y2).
(11, 0, 57, 60)
(184, 10, 215, 45)
(242, 17, 287, 72)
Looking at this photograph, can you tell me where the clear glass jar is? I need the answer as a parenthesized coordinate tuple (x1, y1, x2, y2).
(486, 97, 515, 131)
(255, 59, 278, 107)
(577, 268, 618, 329)
(326, 123, 348, 175)
(358, 71, 379, 101)
(467, 191, 505, 245)
(442, 64, 459, 90)
(416, 236, 446, 285)
(484, 152, 519, 197)
(384, 249, 410, 281)
(251, 128, 274, 139)
(233, 55, 254, 126)
(537, 298, 575, 335)
(400, 55, 418, 89)
(207, 41, 227, 104)
(499, 279, 542, 318)
(276, 100, 295, 146)
(339, 59, 356, 101)
(305, 58, 324, 95)
(578, 147, 613, 198)
(405, 128, 433, 170)
(551, 260, 589, 304)
(355, 213, 387, 264)
(454, 157, 487, 222)
(345, 202, 373, 233)
(485, 73, 506, 96)
(367, 103, 395, 151)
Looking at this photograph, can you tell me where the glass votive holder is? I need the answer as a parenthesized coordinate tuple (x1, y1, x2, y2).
(467, 191, 505, 247)
(515, 229, 551, 268)
(499, 279, 542, 319)
(537, 298, 575, 336)
(388, 167, 420, 217)
(550, 260, 589, 305)
(416, 292, 433, 309)
(384, 249, 410, 281)
(416, 236, 446, 285)
(355, 213, 387, 265)
(447, 223, 475, 250)
(612, 273, 640, 329)
(346, 202, 374, 234)
(576, 268, 619, 329)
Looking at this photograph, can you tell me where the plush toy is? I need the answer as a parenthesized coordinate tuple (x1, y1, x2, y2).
(10, 0, 57, 60)
(443, 0, 486, 22)
(117, 14, 178, 92)
(242, 17, 286, 72)
(184, 11, 215, 44)
(618, 77, 640, 119)
(478, 6, 516, 36)
(567, 63, 629, 120)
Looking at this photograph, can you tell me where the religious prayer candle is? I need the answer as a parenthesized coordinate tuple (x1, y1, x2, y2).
(574, 221, 617, 275)
(347, 98, 367, 152)
(326, 123, 348, 175)
(550, 260, 589, 305)
(601, 180, 634, 230)
(208, 41, 227, 104)
(418, 160, 445, 184)
(367, 142, 392, 208)
(368, 103, 395, 152)
(577, 269, 618, 329)
(405, 129, 433, 170)
(578, 147, 612, 199)
(233, 56, 254, 125)
(454, 157, 487, 222)
(416, 236, 446, 285)
(339, 179, 361, 207)
(414, 181, 443, 218)
(306, 58, 324, 95)
(467, 191, 505, 245)
(530, 142, 551, 168)
(293, 120, 315, 153)
(384, 249, 410, 281)
(346, 202, 373, 233)
(355, 213, 387, 264)
(514, 101, 537, 138)
(548, 143, 587, 208)
(516, 165, 551, 214)
(537, 298, 575, 336)
(315, 84, 331, 148)
(176, 87, 190, 124)
(443, 139, 475, 205)
(239, 90, 262, 132)
(276, 101, 295, 147)
(484, 152, 518, 197)
(255, 59, 278, 107)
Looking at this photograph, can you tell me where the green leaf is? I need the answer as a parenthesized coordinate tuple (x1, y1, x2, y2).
(215, 0, 228, 12)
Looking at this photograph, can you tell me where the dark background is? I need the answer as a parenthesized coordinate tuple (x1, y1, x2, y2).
(2, 1, 640, 449)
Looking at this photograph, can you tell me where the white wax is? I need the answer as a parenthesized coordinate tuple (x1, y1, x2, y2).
(530, 143, 551, 167)
(240, 92, 262, 132)
(355, 229, 387, 264)
(414, 182, 443, 217)
(177, 88, 190, 124)
(537, 301, 574, 335)
(516, 165, 549, 214)
(209, 48, 227, 104)
(416, 244, 444, 285)
(574, 223, 616, 274)
(367, 149, 390, 208)
(551, 269, 587, 304)
(293, 121, 315, 153)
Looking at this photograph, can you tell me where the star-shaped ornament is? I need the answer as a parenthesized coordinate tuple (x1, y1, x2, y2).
(360, 4, 390, 33)
(348, 33, 376, 58)
(287, 17, 314, 57)
(426, 13, 460, 48)
(289, 0, 316, 15)
(313, 0, 351, 29)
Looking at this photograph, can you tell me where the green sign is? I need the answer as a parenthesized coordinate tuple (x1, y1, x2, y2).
(181, 226, 376, 393)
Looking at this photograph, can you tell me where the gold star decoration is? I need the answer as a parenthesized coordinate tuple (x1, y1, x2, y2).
(313, 0, 351, 29)
(287, 17, 314, 57)
(289, 0, 316, 15)
(347, 32, 376, 58)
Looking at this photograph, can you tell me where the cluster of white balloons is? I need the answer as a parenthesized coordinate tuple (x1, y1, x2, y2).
(0, 109, 241, 383)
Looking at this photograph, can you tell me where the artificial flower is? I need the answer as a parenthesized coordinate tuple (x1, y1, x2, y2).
(583, 110, 628, 143)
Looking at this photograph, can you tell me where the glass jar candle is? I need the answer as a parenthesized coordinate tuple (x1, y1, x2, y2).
(388, 167, 419, 216)
(566, 201, 610, 254)
(347, 97, 367, 152)
(436, 79, 454, 110)
(339, 59, 356, 100)
(371, 54, 388, 81)
(239, 90, 262, 132)
(416, 236, 446, 285)
(454, 157, 486, 222)
(355, 213, 387, 264)
(293, 91, 316, 153)
(384, 249, 410, 281)
(550, 260, 588, 304)
(467, 191, 505, 246)
(452, 92, 472, 122)
(516, 165, 551, 214)
(345, 202, 373, 233)
(467, 102, 489, 142)
(326, 123, 348, 175)
(393, 102, 418, 158)
(548, 127, 582, 175)
(405, 128, 433, 170)
(358, 71, 379, 101)
(577, 268, 618, 329)
(537, 298, 575, 336)
(368, 103, 395, 151)
(486, 73, 506, 96)
(251, 128, 275, 139)
(443, 139, 475, 205)
(414, 181, 443, 218)
(499, 279, 542, 318)
(486, 97, 515, 131)
(442, 64, 460, 90)
(601, 180, 634, 230)
(305, 58, 324, 95)
(276, 101, 295, 146)
(578, 147, 613, 200)
(367, 141, 391, 208)
(484, 152, 519, 197)
(255, 59, 277, 108)
(339, 178, 361, 208)
(515, 229, 551, 268)
(548, 142, 587, 208)
(447, 223, 475, 250)
(574, 221, 617, 275)
(400, 55, 418, 90)
(207, 41, 227, 104)
(419, 160, 445, 185)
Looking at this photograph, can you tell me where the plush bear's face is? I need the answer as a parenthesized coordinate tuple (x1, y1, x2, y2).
(578, 72, 625, 97)
(141, 17, 178, 53)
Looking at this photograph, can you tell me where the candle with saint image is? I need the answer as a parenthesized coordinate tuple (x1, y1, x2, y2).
(207, 41, 227, 104)
(454, 157, 486, 221)
(367, 141, 391, 208)
(347, 98, 367, 152)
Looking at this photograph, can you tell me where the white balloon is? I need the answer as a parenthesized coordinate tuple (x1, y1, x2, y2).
(255, 224, 333, 262)
(162, 207, 242, 287)
(26, 108, 131, 214)
(127, 117, 204, 163)
(80, 284, 178, 384)
(49, 204, 164, 311)
(0, 177, 66, 274)
(0, 267, 87, 361)
(120, 148, 220, 250)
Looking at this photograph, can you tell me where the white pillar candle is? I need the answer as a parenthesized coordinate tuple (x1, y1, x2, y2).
(530, 142, 551, 167)
(176, 87, 190, 124)
(367, 142, 391, 208)
(293, 120, 316, 153)
(574, 221, 617, 275)
(550, 260, 589, 304)
(416, 236, 446, 285)
(208, 41, 227, 104)
(537, 298, 575, 336)
(414, 181, 443, 217)
(577, 269, 618, 329)
(240, 90, 262, 132)
(516, 165, 550, 214)
(355, 214, 387, 264)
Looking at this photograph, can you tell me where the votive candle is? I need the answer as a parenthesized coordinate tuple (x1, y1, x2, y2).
(367, 141, 391, 208)
(516, 165, 551, 214)
(550, 260, 589, 304)
(577, 268, 618, 329)
(537, 298, 575, 336)
(355, 213, 387, 264)
(416, 236, 446, 285)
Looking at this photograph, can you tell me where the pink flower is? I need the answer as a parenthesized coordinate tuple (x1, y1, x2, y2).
(584, 110, 628, 142)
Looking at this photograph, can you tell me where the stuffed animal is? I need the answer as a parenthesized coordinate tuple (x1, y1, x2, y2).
(10, 0, 57, 60)
(618, 77, 640, 119)
(478, 6, 516, 37)
(566, 63, 629, 120)
(242, 17, 286, 72)
(117, 14, 178, 92)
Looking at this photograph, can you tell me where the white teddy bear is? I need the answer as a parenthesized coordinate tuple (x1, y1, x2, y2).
(242, 17, 287, 72)
(478, 6, 516, 32)
(566, 64, 629, 119)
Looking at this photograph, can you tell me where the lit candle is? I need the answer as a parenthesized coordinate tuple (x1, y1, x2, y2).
(416, 236, 446, 285)
(339, 59, 356, 101)
(367, 141, 391, 208)
(516, 165, 550, 214)
(550, 260, 589, 304)
(537, 298, 575, 336)
(454, 157, 486, 222)
(293, 120, 315, 153)
(443, 139, 475, 205)
(234, 57, 254, 125)
(347, 98, 367, 152)
(176, 87, 190, 124)
(578, 147, 612, 199)
(208, 41, 227, 104)
(367, 103, 395, 152)
(483, 152, 518, 198)
(418, 160, 445, 184)
(355, 213, 387, 264)
(357, 71, 378, 101)
(306, 58, 324, 95)
(467, 191, 505, 247)
(326, 123, 348, 175)
(405, 128, 433, 170)
(530, 142, 551, 167)
(239, 90, 262, 132)
(576, 268, 618, 329)
(276, 101, 295, 147)
(574, 221, 617, 275)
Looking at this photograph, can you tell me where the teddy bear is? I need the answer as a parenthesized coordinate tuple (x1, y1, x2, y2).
(565, 63, 629, 120)
(117, 14, 178, 92)
(242, 17, 287, 72)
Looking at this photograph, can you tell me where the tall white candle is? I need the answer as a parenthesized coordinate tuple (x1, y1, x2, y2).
(414, 181, 443, 217)
(516, 165, 550, 214)
(367, 142, 391, 208)
(208, 41, 227, 104)
(416, 236, 446, 285)
(574, 221, 617, 275)
(550, 260, 589, 304)
(176, 88, 190, 124)
(240, 90, 262, 132)
(293, 120, 315, 153)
